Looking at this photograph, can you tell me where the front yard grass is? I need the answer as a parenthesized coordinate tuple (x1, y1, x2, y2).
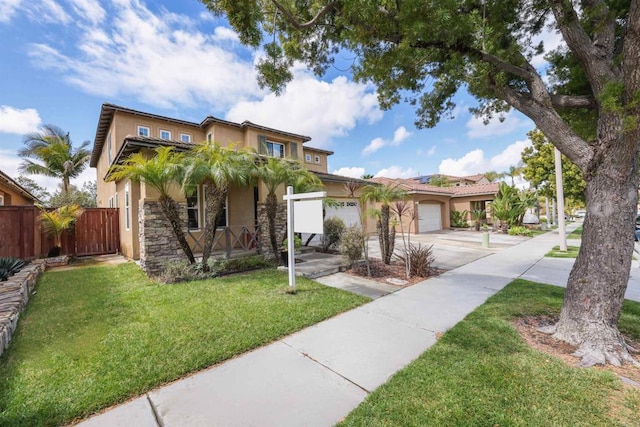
(546, 245, 581, 258)
(0, 263, 369, 426)
(569, 226, 583, 238)
(341, 280, 640, 426)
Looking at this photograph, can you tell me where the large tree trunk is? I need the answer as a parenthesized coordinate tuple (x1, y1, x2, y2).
(158, 194, 196, 264)
(380, 204, 392, 264)
(544, 130, 639, 367)
(201, 184, 227, 271)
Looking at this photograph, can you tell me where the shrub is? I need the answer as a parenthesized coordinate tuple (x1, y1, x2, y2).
(508, 226, 533, 236)
(450, 209, 469, 228)
(341, 224, 364, 266)
(396, 244, 435, 278)
(0, 257, 25, 281)
(211, 255, 272, 275)
(161, 255, 273, 283)
(320, 217, 345, 252)
(160, 260, 207, 284)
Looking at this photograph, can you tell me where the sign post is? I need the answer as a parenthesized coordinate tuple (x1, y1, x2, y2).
(283, 186, 326, 291)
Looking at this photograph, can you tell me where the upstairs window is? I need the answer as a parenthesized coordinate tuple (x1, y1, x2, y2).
(160, 130, 171, 140)
(266, 140, 285, 158)
(305, 154, 312, 162)
(180, 133, 191, 143)
(314, 155, 321, 164)
(137, 126, 150, 137)
(207, 132, 212, 143)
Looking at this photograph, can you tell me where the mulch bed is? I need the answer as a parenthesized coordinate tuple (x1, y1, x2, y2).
(346, 258, 443, 287)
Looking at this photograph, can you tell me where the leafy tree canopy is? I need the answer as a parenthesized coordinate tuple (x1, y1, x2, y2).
(48, 181, 97, 208)
(521, 129, 585, 204)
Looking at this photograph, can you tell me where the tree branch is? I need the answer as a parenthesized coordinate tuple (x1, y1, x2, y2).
(270, 0, 338, 29)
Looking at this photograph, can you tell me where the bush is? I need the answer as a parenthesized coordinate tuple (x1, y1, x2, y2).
(161, 255, 273, 284)
(320, 217, 345, 252)
(341, 224, 364, 266)
(508, 226, 533, 236)
(0, 257, 25, 281)
(396, 244, 435, 277)
(450, 209, 469, 228)
(160, 260, 208, 284)
(211, 255, 272, 275)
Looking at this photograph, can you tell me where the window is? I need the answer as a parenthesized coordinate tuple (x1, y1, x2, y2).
(203, 187, 228, 228)
(305, 153, 312, 162)
(137, 126, 150, 137)
(0, 194, 4, 206)
(180, 133, 191, 143)
(114, 193, 119, 208)
(207, 132, 212, 143)
(314, 155, 321, 164)
(107, 131, 112, 164)
(125, 184, 130, 230)
(186, 187, 200, 230)
(160, 130, 171, 140)
(108, 196, 114, 208)
(266, 140, 285, 158)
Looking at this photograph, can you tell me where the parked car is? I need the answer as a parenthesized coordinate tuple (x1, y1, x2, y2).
(574, 209, 586, 218)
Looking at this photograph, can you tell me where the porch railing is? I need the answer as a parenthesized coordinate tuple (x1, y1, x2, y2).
(187, 225, 260, 259)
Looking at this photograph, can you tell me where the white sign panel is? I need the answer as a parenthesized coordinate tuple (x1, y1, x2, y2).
(294, 199, 324, 234)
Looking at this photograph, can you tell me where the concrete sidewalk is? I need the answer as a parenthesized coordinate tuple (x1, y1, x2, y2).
(78, 226, 594, 427)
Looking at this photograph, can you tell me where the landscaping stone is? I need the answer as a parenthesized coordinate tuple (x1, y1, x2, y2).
(0, 260, 45, 357)
(44, 255, 70, 267)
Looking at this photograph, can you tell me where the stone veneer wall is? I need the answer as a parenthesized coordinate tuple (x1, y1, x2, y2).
(139, 200, 188, 277)
(257, 203, 287, 259)
(0, 260, 45, 358)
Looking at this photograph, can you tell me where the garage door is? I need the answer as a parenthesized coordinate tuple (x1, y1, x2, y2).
(418, 203, 442, 232)
(325, 199, 361, 227)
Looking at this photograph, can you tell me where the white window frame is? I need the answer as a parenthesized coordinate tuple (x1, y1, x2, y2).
(137, 126, 150, 137)
(0, 194, 4, 206)
(114, 192, 119, 208)
(108, 196, 114, 208)
(305, 153, 312, 162)
(107, 131, 112, 164)
(266, 140, 285, 158)
(124, 184, 130, 230)
(203, 186, 228, 229)
(314, 155, 321, 164)
(180, 133, 191, 143)
(159, 129, 172, 140)
(207, 132, 212, 143)
(186, 186, 201, 231)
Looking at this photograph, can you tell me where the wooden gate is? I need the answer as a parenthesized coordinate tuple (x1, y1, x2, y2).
(0, 206, 120, 259)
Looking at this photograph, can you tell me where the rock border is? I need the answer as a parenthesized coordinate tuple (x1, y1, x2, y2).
(0, 260, 46, 358)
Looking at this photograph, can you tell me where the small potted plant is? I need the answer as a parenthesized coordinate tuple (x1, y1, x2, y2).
(280, 235, 302, 266)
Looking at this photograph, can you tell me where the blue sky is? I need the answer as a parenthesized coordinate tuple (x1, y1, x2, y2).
(0, 0, 561, 193)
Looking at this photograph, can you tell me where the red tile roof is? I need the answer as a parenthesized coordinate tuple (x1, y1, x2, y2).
(450, 182, 500, 196)
(368, 177, 499, 197)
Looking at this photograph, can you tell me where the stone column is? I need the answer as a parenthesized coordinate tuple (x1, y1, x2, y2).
(139, 200, 188, 276)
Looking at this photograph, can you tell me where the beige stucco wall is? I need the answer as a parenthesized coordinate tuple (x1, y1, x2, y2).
(303, 150, 329, 173)
(451, 196, 495, 223)
(0, 183, 34, 206)
(116, 179, 141, 259)
(206, 123, 244, 147)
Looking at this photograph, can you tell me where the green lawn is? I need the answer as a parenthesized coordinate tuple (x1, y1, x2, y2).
(0, 263, 369, 426)
(569, 226, 583, 238)
(546, 245, 581, 258)
(341, 280, 640, 426)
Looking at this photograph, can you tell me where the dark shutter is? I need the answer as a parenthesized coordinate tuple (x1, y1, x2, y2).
(258, 135, 267, 155)
(290, 142, 298, 159)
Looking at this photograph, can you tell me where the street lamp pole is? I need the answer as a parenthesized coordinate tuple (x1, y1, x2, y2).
(555, 148, 568, 251)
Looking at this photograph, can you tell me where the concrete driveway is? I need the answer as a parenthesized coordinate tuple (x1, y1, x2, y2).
(367, 229, 529, 271)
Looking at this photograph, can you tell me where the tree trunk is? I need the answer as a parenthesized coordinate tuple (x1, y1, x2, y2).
(265, 192, 279, 263)
(158, 194, 196, 264)
(381, 204, 391, 264)
(201, 184, 227, 271)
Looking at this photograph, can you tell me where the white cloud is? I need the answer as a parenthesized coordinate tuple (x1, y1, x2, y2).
(212, 26, 239, 42)
(227, 72, 382, 148)
(68, 0, 105, 24)
(0, 106, 42, 134)
(0, 0, 22, 22)
(392, 126, 411, 145)
(374, 166, 418, 179)
(465, 111, 530, 139)
(362, 137, 385, 156)
(332, 167, 365, 179)
(28, 0, 71, 24)
(438, 139, 532, 176)
(28, 0, 261, 110)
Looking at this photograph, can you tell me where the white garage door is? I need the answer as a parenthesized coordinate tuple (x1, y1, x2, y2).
(418, 203, 442, 232)
(325, 199, 361, 227)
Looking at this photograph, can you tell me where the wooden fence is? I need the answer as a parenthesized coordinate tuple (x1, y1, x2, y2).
(0, 206, 120, 259)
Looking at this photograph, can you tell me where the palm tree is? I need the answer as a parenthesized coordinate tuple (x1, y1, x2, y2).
(19, 125, 91, 196)
(361, 184, 406, 264)
(504, 164, 523, 186)
(182, 141, 256, 270)
(256, 157, 319, 261)
(427, 174, 450, 187)
(484, 170, 504, 183)
(39, 204, 83, 256)
(109, 146, 196, 264)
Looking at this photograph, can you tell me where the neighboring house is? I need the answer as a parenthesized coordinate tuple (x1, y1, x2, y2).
(90, 103, 363, 262)
(413, 173, 490, 186)
(369, 176, 500, 232)
(0, 170, 40, 206)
